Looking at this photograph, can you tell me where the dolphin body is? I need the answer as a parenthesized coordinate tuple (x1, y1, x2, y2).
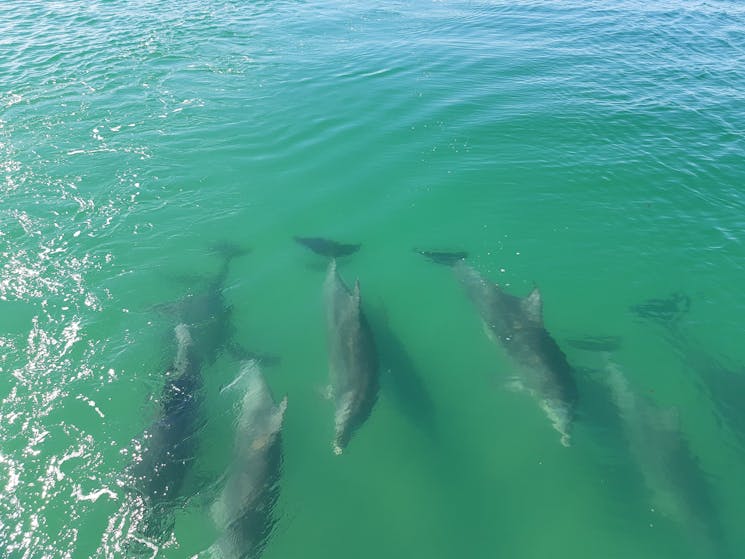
(161, 244, 251, 366)
(604, 363, 729, 558)
(134, 323, 202, 510)
(422, 253, 578, 446)
(324, 260, 379, 454)
(210, 361, 287, 559)
(133, 246, 251, 537)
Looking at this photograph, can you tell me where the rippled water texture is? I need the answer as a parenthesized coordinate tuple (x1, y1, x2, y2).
(2, 1, 745, 557)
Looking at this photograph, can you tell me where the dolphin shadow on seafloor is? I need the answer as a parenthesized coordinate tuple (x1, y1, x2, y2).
(632, 294, 745, 453)
(370, 309, 439, 439)
(600, 362, 731, 559)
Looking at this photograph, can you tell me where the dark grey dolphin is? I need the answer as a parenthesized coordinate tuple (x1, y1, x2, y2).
(133, 245, 252, 538)
(134, 324, 202, 508)
(209, 360, 287, 559)
(294, 236, 360, 259)
(158, 244, 251, 366)
(324, 260, 379, 454)
(422, 252, 578, 446)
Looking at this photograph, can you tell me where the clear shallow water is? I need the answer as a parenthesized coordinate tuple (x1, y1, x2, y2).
(2, 0, 745, 557)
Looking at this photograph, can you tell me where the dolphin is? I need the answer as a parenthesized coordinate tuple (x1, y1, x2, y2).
(132, 323, 203, 536)
(604, 363, 729, 558)
(158, 244, 252, 366)
(209, 360, 287, 559)
(421, 252, 578, 446)
(132, 245, 253, 538)
(296, 239, 379, 454)
(324, 260, 379, 454)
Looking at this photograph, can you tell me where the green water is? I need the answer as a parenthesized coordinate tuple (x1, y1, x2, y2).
(2, 1, 745, 557)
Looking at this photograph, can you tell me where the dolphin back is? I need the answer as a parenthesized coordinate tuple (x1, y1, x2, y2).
(323, 261, 379, 454)
(210, 361, 287, 559)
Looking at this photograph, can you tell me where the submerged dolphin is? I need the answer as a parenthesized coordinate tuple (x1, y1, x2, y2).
(159, 244, 251, 365)
(422, 252, 578, 446)
(296, 238, 379, 454)
(324, 260, 379, 454)
(135, 323, 202, 506)
(132, 245, 252, 539)
(604, 363, 729, 557)
(210, 360, 287, 559)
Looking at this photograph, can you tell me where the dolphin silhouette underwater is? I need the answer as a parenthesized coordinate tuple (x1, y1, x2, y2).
(420, 251, 578, 446)
(132, 245, 255, 537)
(209, 360, 287, 559)
(603, 362, 730, 558)
(296, 236, 379, 454)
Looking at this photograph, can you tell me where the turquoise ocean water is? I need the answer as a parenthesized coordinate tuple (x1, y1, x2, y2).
(2, 1, 745, 557)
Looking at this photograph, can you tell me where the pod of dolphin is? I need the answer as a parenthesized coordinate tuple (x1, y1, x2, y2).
(129, 238, 732, 558)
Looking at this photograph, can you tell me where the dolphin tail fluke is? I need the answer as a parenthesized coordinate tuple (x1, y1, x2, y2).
(415, 249, 468, 266)
(294, 236, 361, 258)
(210, 241, 250, 262)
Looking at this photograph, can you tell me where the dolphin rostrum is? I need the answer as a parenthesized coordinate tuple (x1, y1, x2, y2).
(209, 360, 287, 559)
(422, 252, 578, 446)
(324, 260, 379, 454)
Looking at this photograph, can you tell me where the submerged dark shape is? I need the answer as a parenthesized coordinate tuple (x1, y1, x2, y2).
(696, 360, 745, 447)
(324, 260, 379, 454)
(294, 236, 360, 258)
(423, 253, 578, 446)
(134, 324, 202, 511)
(630, 292, 691, 323)
(634, 300, 745, 452)
(414, 249, 468, 266)
(210, 361, 287, 559)
(373, 311, 438, 437)
(604, 363, 730, 558)
(134, 245, 253, 537)
(567, 336, 623, 353)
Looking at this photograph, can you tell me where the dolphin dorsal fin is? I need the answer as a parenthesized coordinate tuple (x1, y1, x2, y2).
(522, 287, 543, 324)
